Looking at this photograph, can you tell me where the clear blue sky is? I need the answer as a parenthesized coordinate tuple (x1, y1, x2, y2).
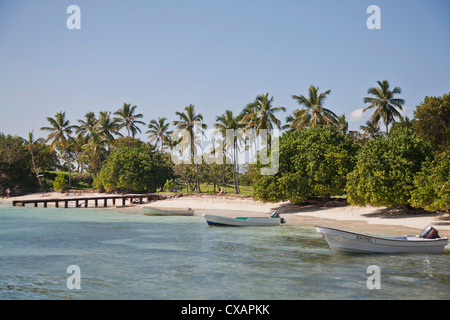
(1, 0, 449, 140)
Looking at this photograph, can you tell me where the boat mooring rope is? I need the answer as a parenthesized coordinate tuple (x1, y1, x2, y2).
(249, 237, 322, 267)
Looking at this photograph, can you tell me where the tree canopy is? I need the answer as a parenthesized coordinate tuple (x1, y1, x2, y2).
(413, 92, 450, 154)
(0, 134, 37, 193)
(346, 121, 433, 210)
(409, 150, 449, 212)
(94, 143, 173, 193)
(253, 126, 360, 204)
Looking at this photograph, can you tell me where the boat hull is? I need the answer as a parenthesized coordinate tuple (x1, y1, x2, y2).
(316, 226, 448, 254)
(142, 206, 195, 216)
(203, 214, 282, 227)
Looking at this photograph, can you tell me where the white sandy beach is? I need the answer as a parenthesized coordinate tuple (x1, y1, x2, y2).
(3, 192, 450, 237)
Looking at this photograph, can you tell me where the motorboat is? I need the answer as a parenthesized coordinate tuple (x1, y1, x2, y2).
(315, 225, 448, 254)
(203, 212, 285, 226)
(142, 206, 195, 216)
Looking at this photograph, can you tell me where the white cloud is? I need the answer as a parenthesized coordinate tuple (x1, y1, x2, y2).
(348, 108, 367, 122)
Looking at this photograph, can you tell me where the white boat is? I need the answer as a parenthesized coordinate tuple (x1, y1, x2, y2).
(203, 212, 285, 227)
(142, 206, 195, 216)
(315, 225, 448, 254)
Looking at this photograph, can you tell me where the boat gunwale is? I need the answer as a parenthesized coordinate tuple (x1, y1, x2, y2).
(203, 214, 274, 220)
(315, 225, 448, 243)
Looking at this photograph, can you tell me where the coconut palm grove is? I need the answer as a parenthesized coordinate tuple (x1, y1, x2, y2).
(1, 83, 449, 213)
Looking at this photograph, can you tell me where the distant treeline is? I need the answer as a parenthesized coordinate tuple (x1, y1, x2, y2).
(0, 84, 448, 212)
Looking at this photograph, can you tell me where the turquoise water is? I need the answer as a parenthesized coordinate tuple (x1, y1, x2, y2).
(0, 205, 449, 300)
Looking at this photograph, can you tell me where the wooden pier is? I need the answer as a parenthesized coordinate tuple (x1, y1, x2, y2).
(12, 194, 165, 209)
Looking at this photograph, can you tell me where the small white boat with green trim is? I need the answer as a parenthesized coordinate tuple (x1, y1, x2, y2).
(316, 225, 448, 254)
(203, 212, 285, 227)
(142, 206, 195, 216)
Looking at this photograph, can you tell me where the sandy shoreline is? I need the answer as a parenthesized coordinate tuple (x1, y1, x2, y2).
(2, 192, 450, 237)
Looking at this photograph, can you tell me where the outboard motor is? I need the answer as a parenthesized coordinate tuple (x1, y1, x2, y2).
(420, 225, 441, 239)
(271, 211, 286, 224)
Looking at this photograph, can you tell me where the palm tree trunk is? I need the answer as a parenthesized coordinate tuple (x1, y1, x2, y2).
(236, 165, 240, 194)
(232, 162, 237, 193)
(65, 149, 72, 188)
(233, 141, 239, 194)
(195, 163, 201, 193)
(190, 135, 202, 193)
(30, 149, 42, 187)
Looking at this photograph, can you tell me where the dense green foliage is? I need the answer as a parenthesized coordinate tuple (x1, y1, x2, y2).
(346, 122, 433, 209)
(409, 151, 450, 211)
(413, 92, 450, 154)
(53, 173, 68, 192)
(93, 144, 173, 193)
(253, 126, 360, 204)
(0, 134, 36, 193)
(163, 179, 175, 192)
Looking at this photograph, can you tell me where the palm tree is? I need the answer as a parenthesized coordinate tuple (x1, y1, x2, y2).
(146, 117, 172, 151)
(214, 110, 244, 194)
(360, 119, 382, 140)
(282, 114, 295, 131)
(363, 80, 405, 135)
(336, 114, 348, 134)
(114, 103, 145, 138)
(173, 104, 207, 193)
(242, 93, 286, 135)
(76, 111, 97, 141)
(239, 103, 257, 128)
(97, 111, 122, 144)
(41, 111, 77, 188)
(81, 132, 107, 174)
(23, 131, 44, 187)
(289, 85, 337, 130)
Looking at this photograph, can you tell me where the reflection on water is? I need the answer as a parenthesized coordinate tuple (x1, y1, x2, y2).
(0, 205, 448, 299)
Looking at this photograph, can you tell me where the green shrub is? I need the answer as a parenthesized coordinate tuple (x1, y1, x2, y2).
(346, 122, 433, 209)
(252, 126, 360, 203)
(53, 173, 68, 192)
(409, 151, 449, 212)
(94, 144, 173, 193)
(163, 179, 175, 192)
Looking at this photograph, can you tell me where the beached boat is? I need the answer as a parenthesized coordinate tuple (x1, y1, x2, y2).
(203, 212, 285, 226)
(315, 225, 448, 254)
(142, 206, 195, 216)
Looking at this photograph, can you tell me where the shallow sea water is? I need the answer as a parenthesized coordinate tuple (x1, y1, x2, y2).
(0, 205, 448, 300)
